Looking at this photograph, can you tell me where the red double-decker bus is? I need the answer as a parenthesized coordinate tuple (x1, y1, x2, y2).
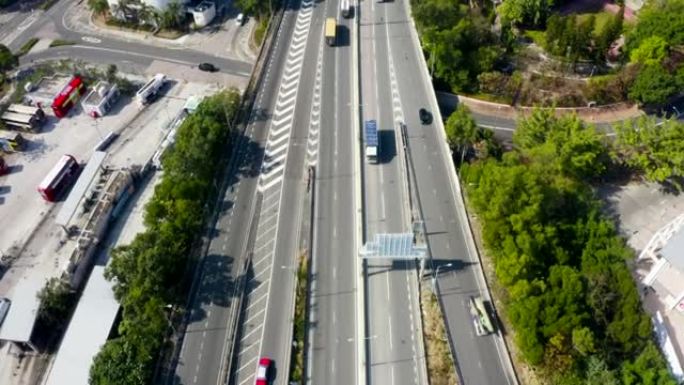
(38, 155, 80, 202)
(52, 76, 86, 118)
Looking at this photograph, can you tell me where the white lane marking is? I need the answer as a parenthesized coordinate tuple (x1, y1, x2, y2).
(81, 36, 101, 44)
(242, 307, 266, 325)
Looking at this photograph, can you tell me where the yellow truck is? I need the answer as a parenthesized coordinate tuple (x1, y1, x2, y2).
(325, 18, 337, 46)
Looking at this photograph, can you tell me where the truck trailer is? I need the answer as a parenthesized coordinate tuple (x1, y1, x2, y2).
(365, 120, 379, 163)
(325, 18, 337, 46)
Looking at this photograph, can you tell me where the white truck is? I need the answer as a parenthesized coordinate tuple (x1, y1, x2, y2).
(136, 74, 167, 106)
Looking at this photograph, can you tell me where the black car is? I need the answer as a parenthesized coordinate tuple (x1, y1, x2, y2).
(199, 63, 218, 72)
(419, 108, 432, 124)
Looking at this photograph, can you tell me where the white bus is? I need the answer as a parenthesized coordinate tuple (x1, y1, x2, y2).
(6, 104, 45, 120)
(1, 111, 39, 131)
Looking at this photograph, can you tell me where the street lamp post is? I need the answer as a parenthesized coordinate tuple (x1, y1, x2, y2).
(432, 263, 453, 293)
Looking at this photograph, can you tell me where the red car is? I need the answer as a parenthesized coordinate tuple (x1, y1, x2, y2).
(256, 357, 272, 385)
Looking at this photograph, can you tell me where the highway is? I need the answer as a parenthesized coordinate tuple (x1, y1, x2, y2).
(170, 2, 310, 385)
(228, 0, 324, 384)
(384, 0, 517, 384)
(308, 1, 359, 385)
(359, 0, 427, 384)
(169, 14, 282, 385)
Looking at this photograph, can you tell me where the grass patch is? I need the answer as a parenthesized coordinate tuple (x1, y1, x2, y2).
(9, 64, 55, 104)
(49, 39, 76, 48)
(254, 16, 269, 48)
(524, 30, 546, 47)
(17, 38, 39, 57)
(39, 0, 58, 10)
(289, 253, 308, 384)
(577, 10, 614, 33)
(421, 289, 458, 385)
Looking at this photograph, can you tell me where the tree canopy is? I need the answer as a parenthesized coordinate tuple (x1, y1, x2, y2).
(459, 106, 674, 383)
(90, 89, 241, 385)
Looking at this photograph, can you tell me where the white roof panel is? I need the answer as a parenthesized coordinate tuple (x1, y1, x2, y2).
(44, 266, 119, 385)
(0, 275, 44, 342)
(55, 151, 107, 226)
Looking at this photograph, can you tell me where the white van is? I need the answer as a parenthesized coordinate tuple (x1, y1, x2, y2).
(236, 13, 245, 26)
(0, 298, 11, 326)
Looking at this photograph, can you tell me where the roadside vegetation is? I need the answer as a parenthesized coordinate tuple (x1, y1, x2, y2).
(88, 89, 241, 385)
(411, 0, 684, 110)
(289, 253, 308, 384)
(421, 290, 457, 385)
(447, 105, 682, 384)
(17, 38, 39, 57)
(35, 277, 77, 351)
(49, 39, 76, 48)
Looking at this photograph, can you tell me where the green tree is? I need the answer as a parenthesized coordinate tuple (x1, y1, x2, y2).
(36, 278, 74, 330)
(621, 342, 678, 385)
(0, 44, 17, 71)
(626, 0, 684, 53)
(89, 338, 151, 385)
(630, 35, 669, 65)
(628, 64, 676, 106)
(158, 1, 185, 30)
(445, 104, 478, 164)
(615, 117, 684, 187)
(586, 356, 619, 385)
(88, 0, 109, 16)
(498, 0, 554, 27)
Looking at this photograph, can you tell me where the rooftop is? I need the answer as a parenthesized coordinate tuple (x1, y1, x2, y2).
(83, 82, 116, 106)
(0, 274, 44, 343)
(44, 266, 119, 385)
(661, 228, 684, 272)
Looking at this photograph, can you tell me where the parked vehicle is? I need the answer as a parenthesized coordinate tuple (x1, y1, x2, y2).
(37, 154, 80, 202)
(236, 13, 245, 25)
(0, 132, 26, 152)
(52, 76, 86, 118)
(136, 74, 167, 106)
(199, 63, 219, 72)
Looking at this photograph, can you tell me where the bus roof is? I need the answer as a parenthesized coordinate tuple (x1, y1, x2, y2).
(39, 155, 77, 190)
(53, 76, 83, 108)
(6, 104, 42, 116)
(1, 111, 34, 124)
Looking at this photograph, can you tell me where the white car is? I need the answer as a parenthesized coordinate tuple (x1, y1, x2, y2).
(236, 13, 245, 26)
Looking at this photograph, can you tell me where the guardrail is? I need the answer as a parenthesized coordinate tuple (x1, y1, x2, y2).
(402, 0, 520, 384)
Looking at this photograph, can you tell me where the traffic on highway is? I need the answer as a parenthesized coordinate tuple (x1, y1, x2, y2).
(1, 0, 679, 385)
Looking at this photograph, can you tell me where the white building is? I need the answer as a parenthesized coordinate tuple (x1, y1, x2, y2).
(82, 81, 119, 118)
(191, 1, 216, 28)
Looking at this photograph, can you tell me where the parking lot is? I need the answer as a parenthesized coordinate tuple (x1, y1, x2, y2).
(0, 73, 220, 296)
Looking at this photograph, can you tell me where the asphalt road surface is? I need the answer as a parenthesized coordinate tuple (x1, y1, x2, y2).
(8, 0, 252, 77)
(308, 0, 359, 385)
(386, 0, 517, 384)
(228, 0, 324, 384)
(359, 0, 427, 384)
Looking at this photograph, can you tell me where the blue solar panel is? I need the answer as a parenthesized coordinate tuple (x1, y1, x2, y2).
(365, 120, 378, 147)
